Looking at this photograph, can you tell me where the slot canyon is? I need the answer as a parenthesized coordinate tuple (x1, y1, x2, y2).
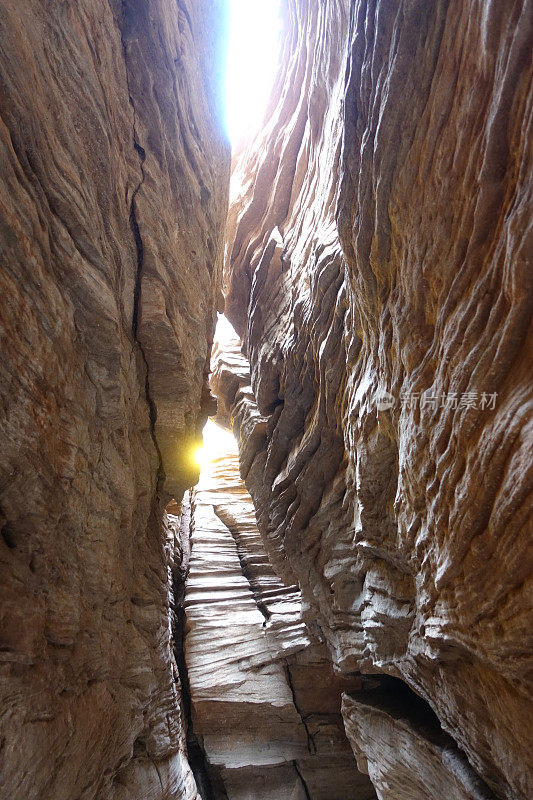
(0, 1, 531, 799)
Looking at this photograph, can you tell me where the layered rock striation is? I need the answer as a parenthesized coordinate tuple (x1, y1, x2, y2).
(0, 1, 229, 797)
(184, 426, 376, 799)
(218, 1, 533, 799)
(342, 686, 497, 800)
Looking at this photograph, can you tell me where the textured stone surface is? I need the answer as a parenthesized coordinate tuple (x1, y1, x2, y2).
(218, 1, 533, 799)
(184, 425, 376, 799)
(342, 685, 497, 800)
(0, 1, 229, 798)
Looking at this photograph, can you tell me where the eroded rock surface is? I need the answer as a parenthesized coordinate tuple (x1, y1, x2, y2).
(342, 684, 497, 800)
(0, 1, 229, 797)
(218, 1, 533, 798)
(184, 428, 376, 799)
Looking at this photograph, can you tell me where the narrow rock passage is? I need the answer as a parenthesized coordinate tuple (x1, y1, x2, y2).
(0, 0, 530, 797)
(182, 422, 376, 800)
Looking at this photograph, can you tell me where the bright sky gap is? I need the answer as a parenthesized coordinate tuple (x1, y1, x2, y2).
(225, 0, 282, 146)
(195, 2, 282, 467)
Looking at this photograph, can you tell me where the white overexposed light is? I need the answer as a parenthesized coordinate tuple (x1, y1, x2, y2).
(213, 312, 239, 348)
(225, 0, 282, 146)
(194, 419, 237, 469)
(192, 315, 241, 471)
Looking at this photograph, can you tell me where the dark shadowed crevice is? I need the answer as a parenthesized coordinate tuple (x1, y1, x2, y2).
(344, 676, 498, 800)
(175, 604, 228, 800)
(284, 661, 316, 755)
(1, 525, 16, 549)
(347, 675, 450, 740)
(129, 140, 146, 342)
(120, 1, 165, 493)
(293, 761, 312, 800)
(213, 504, 272, 623)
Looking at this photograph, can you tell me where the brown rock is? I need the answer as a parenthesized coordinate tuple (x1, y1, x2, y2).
(0, 1, 229, 798)
(342, 686, 497, 800)
(220, 1, 533, 798)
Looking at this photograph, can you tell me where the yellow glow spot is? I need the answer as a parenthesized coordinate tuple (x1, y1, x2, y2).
(192, 445, 205, 468)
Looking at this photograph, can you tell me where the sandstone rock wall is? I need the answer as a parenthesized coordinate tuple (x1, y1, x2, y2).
(342, 687, 497, 800)
(219, 1, 533, 798)
(0, 1, 229, 797)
